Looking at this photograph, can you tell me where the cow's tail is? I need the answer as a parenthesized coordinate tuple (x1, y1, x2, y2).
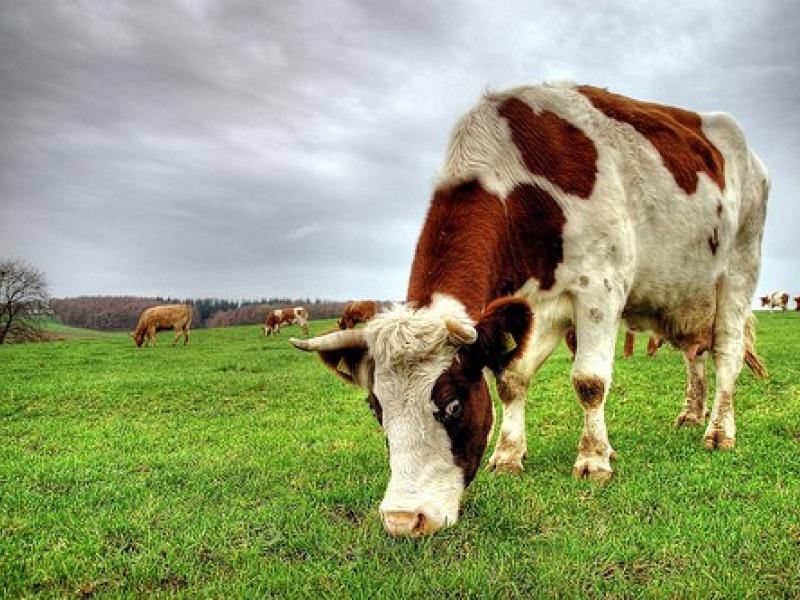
(743, 312, 768, 379)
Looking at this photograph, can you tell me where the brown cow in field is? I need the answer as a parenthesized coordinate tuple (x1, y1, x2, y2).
(338, 301, 379, 329)
(131, 304, 191, 347)
(264, 307, 309, 336)
(759, 291, 789, 311)
(795, 296, 800, 311)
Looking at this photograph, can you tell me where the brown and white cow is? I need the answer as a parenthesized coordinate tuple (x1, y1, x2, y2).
(565, 328, 661, 358)
(338, 301, 379, 329)
(131, 304, 191, 347)
(264, 307, 309, 336)
(291, 83, 769, 536)
(622, 331, 662, 358)
(759, 291, 789, 311)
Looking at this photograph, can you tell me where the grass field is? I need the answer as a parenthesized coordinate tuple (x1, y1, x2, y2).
(1, 314, 799, 598)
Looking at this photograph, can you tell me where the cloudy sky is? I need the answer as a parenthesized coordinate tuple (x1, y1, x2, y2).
(1, 0, 798, 301)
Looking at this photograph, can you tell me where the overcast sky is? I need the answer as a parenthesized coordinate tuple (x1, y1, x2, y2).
(1, 0, 798, 301)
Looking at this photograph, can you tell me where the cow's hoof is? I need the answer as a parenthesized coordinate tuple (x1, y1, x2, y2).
(704, 429, 735, 450)
(572, 456, 613, 482)
(675, 410, 705, 428)
(485, 452, 525, 475)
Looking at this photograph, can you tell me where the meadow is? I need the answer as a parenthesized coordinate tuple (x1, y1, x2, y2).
(1, 313, 799, 598)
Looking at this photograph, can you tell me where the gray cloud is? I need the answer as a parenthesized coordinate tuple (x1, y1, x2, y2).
(1, 0, 798, 300)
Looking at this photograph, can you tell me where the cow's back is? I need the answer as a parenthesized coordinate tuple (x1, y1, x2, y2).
(436, 82, 768, 347)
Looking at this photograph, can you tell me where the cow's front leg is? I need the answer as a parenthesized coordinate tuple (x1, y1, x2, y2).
(571, 300, 620, 482)
(675, 352, 708, 427)
(486, 323, 564, 474)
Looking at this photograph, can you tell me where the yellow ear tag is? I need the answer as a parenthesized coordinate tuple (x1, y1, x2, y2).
(336, 357, 352, 376)
(502, 332, 517, 354)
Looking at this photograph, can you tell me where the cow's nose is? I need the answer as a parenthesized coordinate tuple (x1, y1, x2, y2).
(382, 511, 430, 537)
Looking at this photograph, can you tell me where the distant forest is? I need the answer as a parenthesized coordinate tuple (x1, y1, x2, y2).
(51, 296, 367, 331)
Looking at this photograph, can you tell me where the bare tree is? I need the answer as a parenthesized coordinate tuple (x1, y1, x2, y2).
(0, 259, 50, 344)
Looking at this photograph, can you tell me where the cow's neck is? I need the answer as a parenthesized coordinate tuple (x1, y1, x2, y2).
(406, 179, 565, 320)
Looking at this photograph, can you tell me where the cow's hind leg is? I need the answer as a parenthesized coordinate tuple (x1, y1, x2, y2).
(172, 326, 181, 347)
(675, 352, 708, 427)
(486, 323, 564, 474)
(571, 295, 622, 481)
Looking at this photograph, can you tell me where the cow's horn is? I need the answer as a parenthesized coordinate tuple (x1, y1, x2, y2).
(444, 317, 478, 345)
(290, 329, 367, 352)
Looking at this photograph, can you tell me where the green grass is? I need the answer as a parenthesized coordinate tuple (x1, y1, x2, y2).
(1, 314, 799, 598)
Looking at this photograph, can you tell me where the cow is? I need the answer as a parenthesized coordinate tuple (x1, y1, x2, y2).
(290, 83, 769, 537)
(795, 296, 800, 311)
(565, 328, 661, 358)
(264, 307, 309, 336)
(338, 301, 379, 329)
(759, 291, 789, 311)
(622, 331, 662, 358)
(131, 304, 191, 348)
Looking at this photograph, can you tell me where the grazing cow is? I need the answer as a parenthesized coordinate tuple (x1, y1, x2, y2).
(565, 328, 661, 358)
(759, 291, 789, 311)
(264, 307, 309, 336)
(131, 304, 191, 348)
(338, 301, 379, 329)
(291, 83, 769, 536)
(622, 331, 662, 358)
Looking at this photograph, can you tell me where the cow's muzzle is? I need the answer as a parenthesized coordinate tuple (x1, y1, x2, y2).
(381, 510, 440, 538)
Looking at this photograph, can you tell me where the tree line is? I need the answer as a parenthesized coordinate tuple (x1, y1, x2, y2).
(50, 296, 363, 331)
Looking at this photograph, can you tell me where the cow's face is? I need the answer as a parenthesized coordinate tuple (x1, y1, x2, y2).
(291, 294, 531, 537)
(131, 331, 145, 347)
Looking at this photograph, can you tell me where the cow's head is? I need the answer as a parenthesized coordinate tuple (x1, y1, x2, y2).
(131, 330, 145, 347)
(338, 313, 354, 330)
(291, 294, 531, 537)
(760, 295, 770, 306)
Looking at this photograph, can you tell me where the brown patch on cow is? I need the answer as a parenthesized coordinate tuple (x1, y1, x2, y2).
(432, 356, 494, 485)
(578, 86, 725, 195)
(578, 433, 611, 457)
(579, 275, 589, 287)
(407, 180, 566, 317)
(716, 198, 723, 216)
(589, 308, 604, 323)
(603, 278, 612, 292)
(708, 228, 719, 255)
(498, 97, 598, 198)
(573, 375, 605, 409)
(795, 296, 800, 311)
(338, 300, 378, 329)
(497, 371, 528, 406)
(564, 329, 577, 357)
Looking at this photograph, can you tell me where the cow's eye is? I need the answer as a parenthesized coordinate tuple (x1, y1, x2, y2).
(444, 399, 462, 419)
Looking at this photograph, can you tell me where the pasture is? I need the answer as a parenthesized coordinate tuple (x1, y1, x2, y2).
(1, 314, 799, 598)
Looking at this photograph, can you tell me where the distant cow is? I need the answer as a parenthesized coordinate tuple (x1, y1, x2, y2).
(339, 301, 379, 329)
(622, 331, 662, 358)
(760, 291, 789, 311)
(565, 328, 661, 359)
(131, 304, 191, 347)
(795, 296, 800, 311)
(264, 307, 309, 336)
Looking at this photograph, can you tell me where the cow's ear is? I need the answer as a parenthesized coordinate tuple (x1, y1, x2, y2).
(317, 347, 373, 389)
(462, 297, 532, 374)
